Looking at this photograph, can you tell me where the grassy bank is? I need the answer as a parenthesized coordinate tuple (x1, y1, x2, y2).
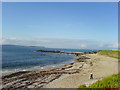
(78, 74, 120, 89)
(78, 50, 119, 89)
(97, 50, 120, 59)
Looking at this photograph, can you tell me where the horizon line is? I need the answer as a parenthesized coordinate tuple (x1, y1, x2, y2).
(1, 44, 116, 50)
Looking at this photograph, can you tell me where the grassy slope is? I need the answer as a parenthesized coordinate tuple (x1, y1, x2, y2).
(78, 74, 120, 88)
(97, 50, 120, 59)
(88, 74, 120, 88)
(78, 50, 120, 88)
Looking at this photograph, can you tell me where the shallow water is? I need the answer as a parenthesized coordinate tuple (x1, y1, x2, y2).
(2, 45, 97, 73)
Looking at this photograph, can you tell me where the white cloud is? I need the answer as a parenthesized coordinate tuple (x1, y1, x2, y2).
(34, 39, 51, 43)
(9, 37, 17, 40)
(111, 42, 118, 48)
(1, 37, 117, 49)
(98, 43, 104, 47)
(0, 39, 6, 44)
(80, 44, 87, 48)
(110, 42, 120, 48)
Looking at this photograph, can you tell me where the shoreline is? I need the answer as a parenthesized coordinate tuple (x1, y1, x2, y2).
(2, 54, 77, 75)
(2, 50, 93, 76)
(2, 53, 80, 76)
(2, 53, 118, 89)
(44, 54, 118, 88)
(2, 54, 89, 88)
(2, 50, 97, 75)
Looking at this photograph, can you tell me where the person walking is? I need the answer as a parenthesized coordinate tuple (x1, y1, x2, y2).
(90, 73, 93, 79)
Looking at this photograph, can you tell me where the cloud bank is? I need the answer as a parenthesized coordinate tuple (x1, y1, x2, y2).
(0, 38, 118, 49)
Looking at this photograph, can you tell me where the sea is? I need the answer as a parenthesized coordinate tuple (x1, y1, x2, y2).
(1, 45, 98, 74)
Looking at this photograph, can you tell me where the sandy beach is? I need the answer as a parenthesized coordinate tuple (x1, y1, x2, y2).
(2, 1, 118, 89)
(1, 54, 118, 89)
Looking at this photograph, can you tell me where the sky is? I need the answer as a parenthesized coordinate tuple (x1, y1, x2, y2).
(1, 2, 118, 49)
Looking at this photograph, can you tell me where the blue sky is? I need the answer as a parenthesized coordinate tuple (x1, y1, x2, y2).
(2, 2, 118, 49)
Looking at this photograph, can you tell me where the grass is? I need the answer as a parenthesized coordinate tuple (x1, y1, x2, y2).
(78, 74, 120, 89)
(97, 50, 120, 59)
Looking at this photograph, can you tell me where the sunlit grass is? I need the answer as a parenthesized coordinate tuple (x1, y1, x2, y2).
(98, 50, 120, 59)
(78, 74, 120, 89)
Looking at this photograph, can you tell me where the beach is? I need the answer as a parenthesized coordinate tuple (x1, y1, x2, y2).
(2, 2, 118, 89)
(1, 53, 118, 89)
(44, 54, 118, 88)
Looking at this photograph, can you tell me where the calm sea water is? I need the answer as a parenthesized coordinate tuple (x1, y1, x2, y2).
(2, 45, 97, 73)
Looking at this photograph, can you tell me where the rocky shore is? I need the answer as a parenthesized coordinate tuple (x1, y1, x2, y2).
(35, 50, 85, 56)
(1, 53, 118, 89)
(1, 54, 92, 89)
